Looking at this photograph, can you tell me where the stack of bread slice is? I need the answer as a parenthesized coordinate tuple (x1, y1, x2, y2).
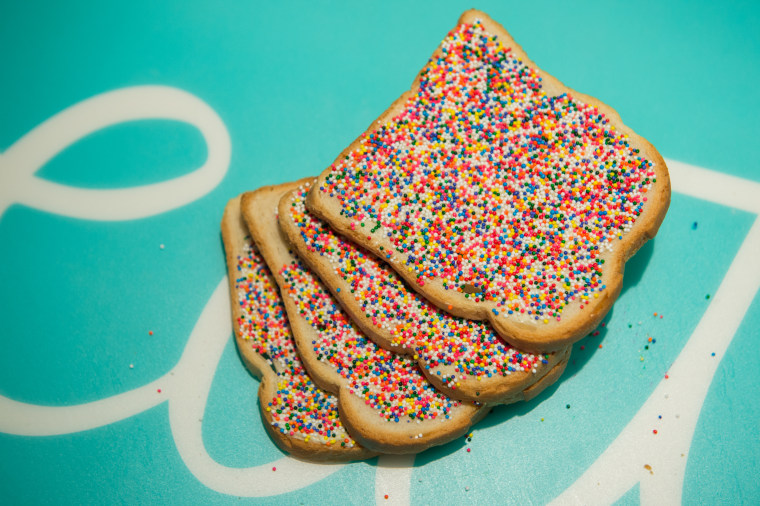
(221, 9, 670, 460)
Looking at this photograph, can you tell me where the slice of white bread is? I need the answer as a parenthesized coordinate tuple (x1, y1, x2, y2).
(307, 9, 670, 353)
(221, 195, 375, 461)
(241, 181, 490, 454)
(280, 180, 570, 404)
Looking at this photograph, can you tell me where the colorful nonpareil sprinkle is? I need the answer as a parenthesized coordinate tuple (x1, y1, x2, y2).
(318, 21, 656, 322)
(235, 240, 355, 447)
(279, 257, 460, 423)
(288, 183, 549, 388)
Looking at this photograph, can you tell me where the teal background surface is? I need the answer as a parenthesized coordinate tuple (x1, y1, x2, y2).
(1, 1, 758, 504)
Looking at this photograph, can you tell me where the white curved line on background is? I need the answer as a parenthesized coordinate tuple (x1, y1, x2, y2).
(550, 160, 760, 505)
(374, 454, 415, 505)
(0, 278, 344, 496)
(666, 159, 760, 214)
(0, 381, 165, 436)
(0, 84, 341, 497)
(0, 85, 230, 220)
(168, 278, 344, 496)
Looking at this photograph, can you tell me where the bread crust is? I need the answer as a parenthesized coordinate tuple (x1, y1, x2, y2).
(279, 181, 571, 404)
(241, 182, 489, 454)
(307, 9, 670, 353)
(342, 347, 568, 452)
(221, 195, 375, 461)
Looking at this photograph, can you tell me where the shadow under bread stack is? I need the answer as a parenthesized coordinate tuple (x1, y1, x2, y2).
(221, 8, 669, 460)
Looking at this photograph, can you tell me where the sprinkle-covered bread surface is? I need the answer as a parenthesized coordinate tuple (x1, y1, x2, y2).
(222, 196, 374, 461)
(281, 181, 570, 403)
(308, 10, 670, 352)
(241, 183, 488, 454)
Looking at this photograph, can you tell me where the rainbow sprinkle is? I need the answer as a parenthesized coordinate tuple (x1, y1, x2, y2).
(288, 182, 549, 389)
(279, 257, 461, 423)
(318, 21, 656, 323)
(235, 239, 355, 447)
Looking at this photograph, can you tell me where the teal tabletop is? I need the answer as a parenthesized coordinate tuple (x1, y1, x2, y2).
(1, 1, 758, 504)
